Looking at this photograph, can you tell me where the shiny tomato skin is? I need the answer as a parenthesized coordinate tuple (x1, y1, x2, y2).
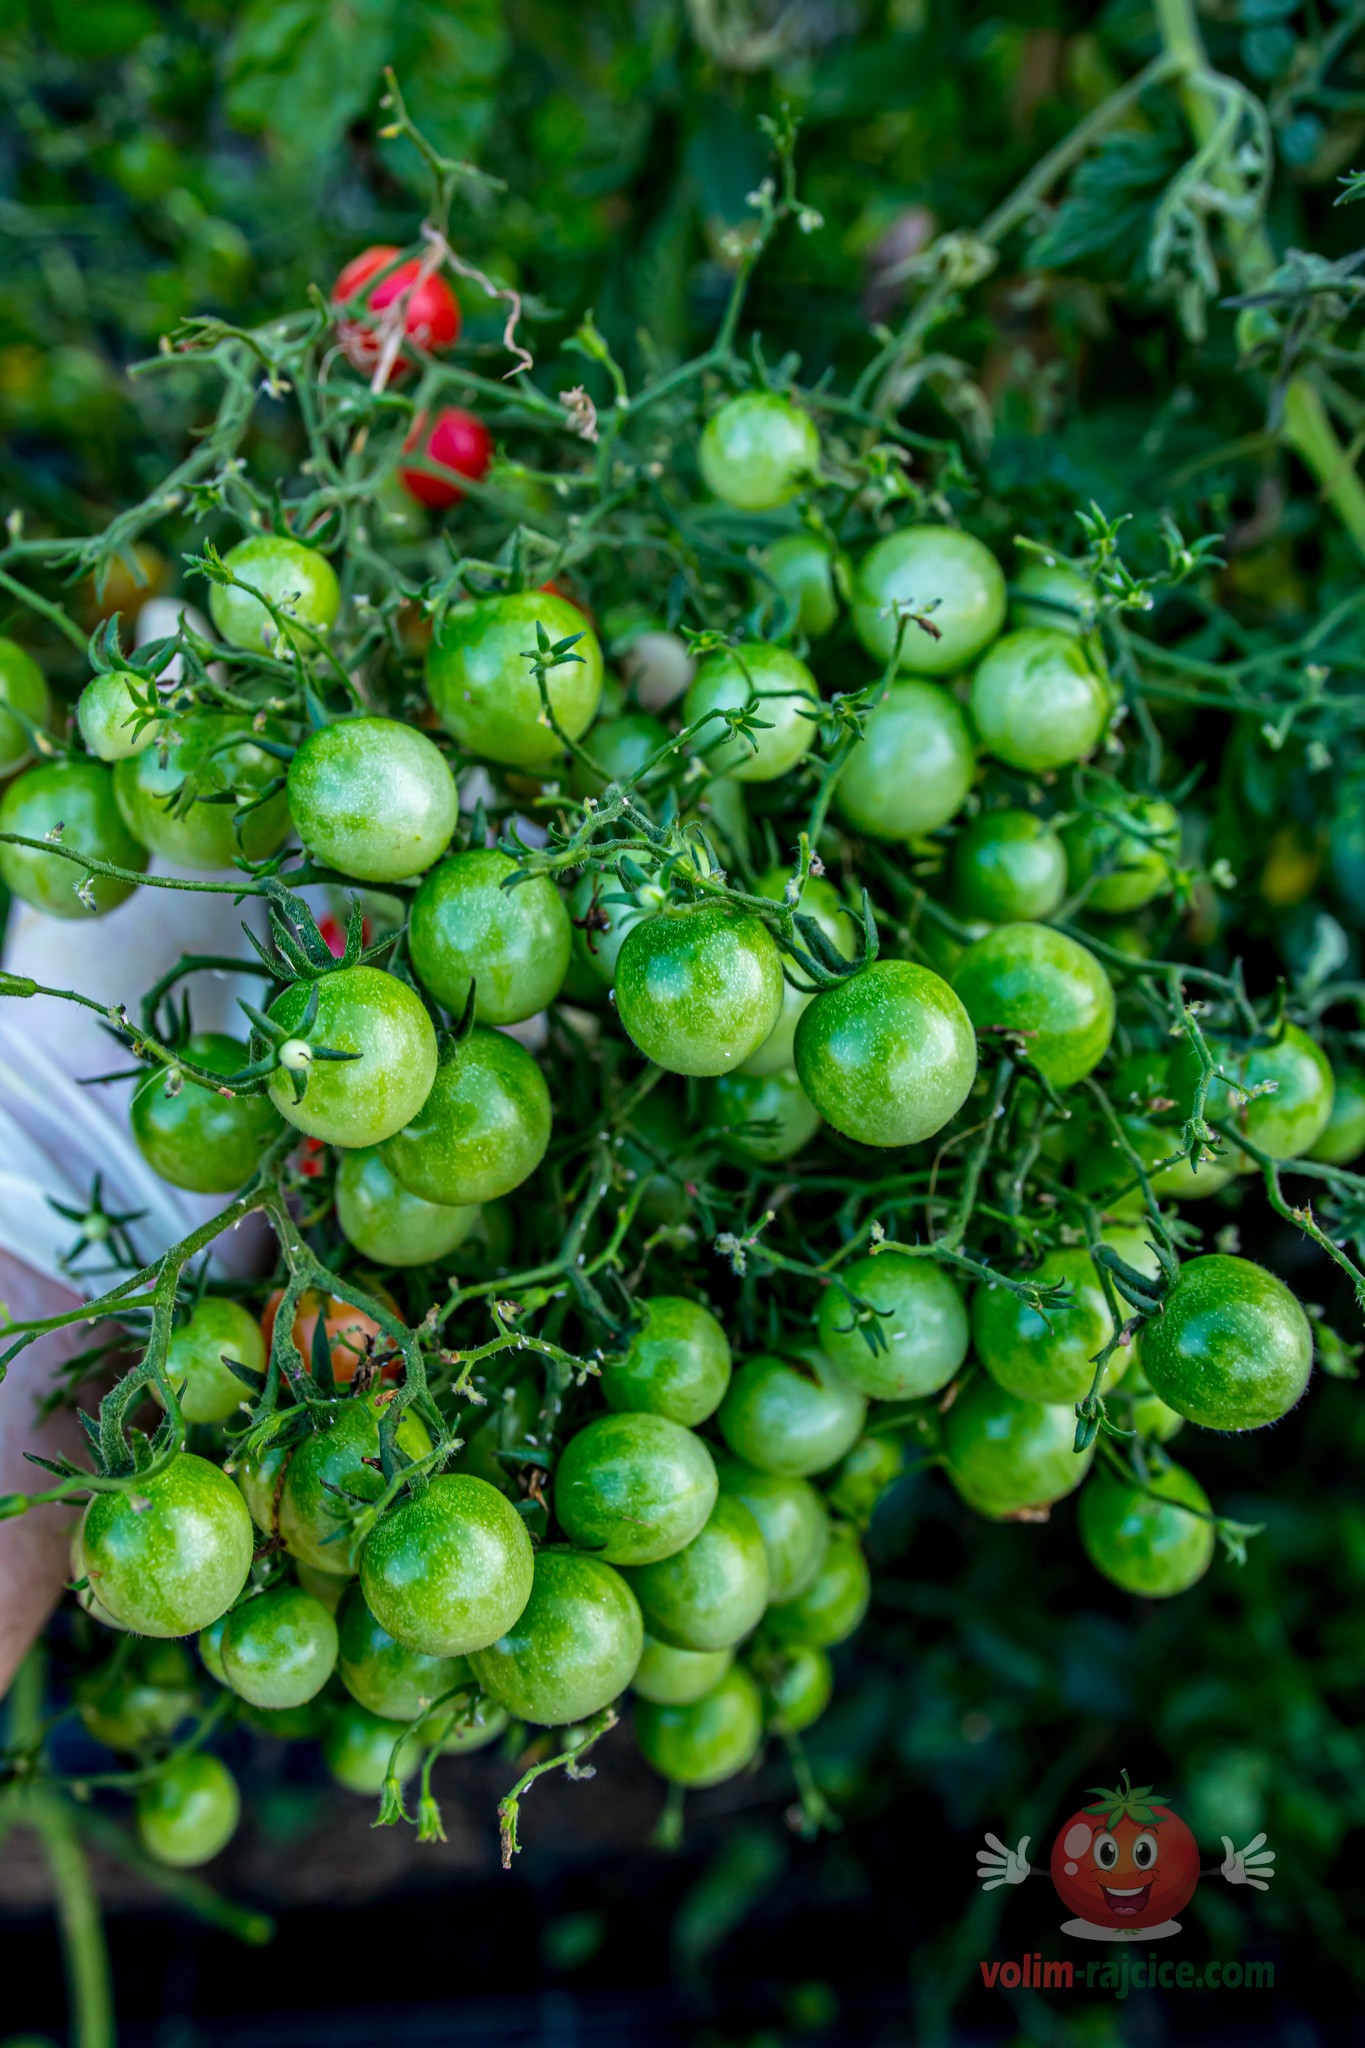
(817, 1251, 968, 1401)
(359, 1472, 535, 1658)
(219, 1585, 339, 1709)
(683, 643, 820, 782)
(699, 392, 820, 512)
(322, 1699, 420, 1794)
(425, 590, 604, 771)
(469, 1548, 644, 1727)
(208, 535, 340, 657)
(0, 757, 147, 917)
(794, 959, 977, 1148)
(114, 712, 291, 869)
(336, 1584, 470, 1721)
(836, 682, 975, 841)
(136, 1753, 240, 1868)
(614, 902, 785, 1077)
(130, 1031, 281, 1195)
(554, 1412, 718, 1566)
(763, 1525, 870, 1648)
(1139, 1253, 1313, 1431)
(380, 1027, 551, 1206)
(601, 1296, 733, 1428)
(264, 965, 438, 1150)
(973, 1248, 1123, 1407)
(399, 407, 492, 508)
(287, 716, 456, 885)
(718, 1353, 866, 1478)
(408, 847, 572, 1024)
(634, 1664, 764, 1786)
(953, 923, 1114, 1087)
(335, 1146, 477, 1269)
(715, 1457, 830, 1603)
(1170, 1023, 1334, 1165)
(77, 668, 154, 763)
(80, 1453, 255, 1638)
(853, 526, 1006, 674)
(951, 808, 1068, 924)
(333, 246, 460, 379)
(278, 1393, 432, 1577)
(944, 1377, 1093, 1517)
(621, 1495, 770, 1652)
(1078, 1461, 1215, 1597)
(969, 627, 1109, 772)
(1050, 1800, 1200, 1930)
(159, 1295, 263, 1425)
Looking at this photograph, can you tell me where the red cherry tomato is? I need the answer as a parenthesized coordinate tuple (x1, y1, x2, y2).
(332, 247, 460, 382)
(1050, 1788, 1200, 1931)
(261, 1287, 401, 1384)
(399, 409, 493, 509)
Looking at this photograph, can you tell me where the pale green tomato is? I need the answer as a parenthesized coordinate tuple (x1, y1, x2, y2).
(968, 628, 1109, 773)
(761, 531, 839, 638)
(409, 848, 572, 1023)
(208, 533, 340, 655)
(77, 669, 157, 761)
(335, 1146, 479, 1267)
(0, 759, 147, 917)
(264, 966, 438, 1149)
(425, 590, 604, 771)
(699, 392, 820, 512)
(0, 638, 51, 773)
(286, 717, 456, 884)
(853, 526, 1006, 673)
(712, 1067, 821, 1163)
(684, 644, 821, 782)
(836, 683, 976, 841)
(1009, 559, 1099, 637)
(157, 1296, 264, 1424)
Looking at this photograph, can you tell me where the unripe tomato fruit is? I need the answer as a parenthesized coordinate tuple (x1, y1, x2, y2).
(1309, 1065, 1365, 1164)
(0, 637, 50, 773)
(220, 1586, 339, 1708)
(322, 1700, 420, 1794)
(158, 1295, 263, 1425)
(953, 923, 1114, 1087)
(399, 407, 492, 508)
(817, 1251, 968, 1401)
(794, 959, 977, 1148)
(944, 1378, 1094, 1517)
(1078, 1461, 1215, 1597)
(437, 1695, 510, 1755)
(853, 526, 1006, 674)
(359, 1472, 536, 1657)
(742, 870, 853, 1077)
(634, 1664, 764, 1786)
(835, 682, 975, 841)
(336, 1585, 470, 1721)
(968, 628, 1109, 773)
(333, 246, 460, 380)
(1063, 797, 1181, 915)
(1171, 1023, 1334, 1165)
(718, 1353, 866, 1478)
(425, 590, 604, 771)
(1139, 1254, 1312, 1430)
(951, 808, 1067, 924)
(81, 1453, 255, 1637)
(764, 1526, 870, 1648)
(570, 712, 671, 801)
(130, 1032, 281, 1194)
(711, 1066, 821, 1163)
(208, 534, 340, 656)
(554, 1412, 718, 1565)
(264, 965, 438, 1149)
(973, 1248, 1123, 1407)
(380, 1027, 551, 1205)
(715, 1458, 830, 1603)
(755, 1641, 833, 1733)
(470, 1548, 644, 1726)
(622, 1495, 770, 1652)
(1009, 559, 1099, 637)
(278, 1394, 431, 1577)
(136, 1753, 240, 1868)
(114, 713, 291, 869)
(601, 1296, 732, 1427)
(286, 717, 456, 884)
(0, 758, 147, 917)
(632, 1636, 733, 1706)
(683, 643, 820, 782)
(699, 392, 820, 512)
(760, 531, 839, 639)
(826, 1434, 905, 1524)
(614, 901, 785, 1077)
(78, 669, 155, 762)
(335, 1146, 478, 1268)
(76, 1641, 198, 1751)
(408, 848, 572, 1024)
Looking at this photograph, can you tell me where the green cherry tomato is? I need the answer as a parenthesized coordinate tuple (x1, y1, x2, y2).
(568, 869, 657, 989)
(715, 1458, 830, 1603)
(853, 526, 1006, 674)
(380, 1028, 550, 1205)
(359, 1472, 535, 1656)
(279, 1393, 432, 1577)
(295, 1561, 350, 1612)
(760, 531, 839, 639)
(81, 1453, 254, 1637)
(136, 1753, 240, 1868)
(198, 1617, 228, 1685)
(0, 758, 147, 918)
(322, 1700, 420, 1795)
(1140, 1254, 1312, 1430)
(953, 923, 1114, 1087)
(615, 902, 785, 1077)
(1009, 559, 1099, 637)
(754, 1642, 833, 1734)
(973, 1249, 1122, 1406)
(835, 682, 975, 841)
(425, 591, 604, 771)
(684, 643, 821, 783)
(632, 1636, 733, 1707)
(944, 1378, 1093, 1517)
(742, 870, 854, 1076)
(335, 1145, 478, 1268)
(817, 1252, 968, 1401)
(113, 713, 291, 869)
(718, 1353, 866, 1478)
(826, 1436, 905, 1524)
(1122, 1365, 1187, 1444)
(131, 1032, 282, 1193)
(1078, 1461, 1216, 1597)
(220, 1586, 339, 1709)
(208, 533, 340, 655)
(286, 717, 456, 884)
(951, 808, 1067, 924)
(233, 1440, 290, 1544)
(571, 713, 672, 800)
(969, 628, 1110, 773)
(0, 638, 51, 773)
(712, 1067, 821, 1164)
(794, 959, 977, 1148)
(1171, 1024, 1334, 1164)
(634, 1664, 764, 1787)
(601, 1296, 733, 1427)
(470, 1548, 643, 1726)
(265, 965, 438, 1149)
(437, 1695, 510, 1754)
(1077, 1110, 1235, 1214)
(764, 1526, 870, 1648)
(1309, 1066, 1365, 1164)
(337, 1585, 470, 1720)
(76, 1641, 198, 1750)
(409, 848, 572, 1024)
(621, 1495, 770, 1652)
(554, 1413, 718, 1566)
(699, 392, 820, 512)
(158, 1296, 263, 1425)
(1063, 797, 1180, 915)
(77, 669, 154, 762)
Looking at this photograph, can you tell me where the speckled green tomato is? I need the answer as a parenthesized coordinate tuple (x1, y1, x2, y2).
(764, 1527, 870, 1648)
(425, 590, 604, 770)
(335, 1146, 477, 1268)
(684, 643, 820, 782)
(322, 1701, 419, 1794)
(287, 717, 456, 884)
(699, 392, 820, 511)
(817, 1252, 968, 1401)
(1140, 1254, 1312, 1431)
(336, 1585, 469, 1720)
(1309, 1067, 1365, 1164)
(81, 1454, 254, 1637)
(233, 1439, 290, 1543)
(1009, 559, 1099, 637)
(568, 870, 658, 989)
(973, 1249, 1121, 1406)
(1079, 1461, 1216, 1597)
(380, 1029, 550, 1205)
(794, 959, 977, 1148)
(853, 527, 1006, 673)
(954, 924, 1114, 1086)
(295, 1561, 350, 1612)
(113, 713, 290, 868)
(712, 1067, 821, 1164)
(438, 1696, 510, 1754)
(77, 1641, 198, 1750)
(836, 682, 975, 841)
(409, 849, 572, 1024)
(742, 870, 853, 1077)
(755, 1642, 833, 1733)
(264, 966, 438, 1149)
(136, 1753, 240, 1867)
(761, 531, 839, 638)
(969, 629, 1109, 772)
(360, 1472, 535, 1657)
(602, 1297, 732, 1427)
(208, 533, 340, 654)
(951, 809, 1067, 923)
(131, 1032, 281, 1194)
(615, 902, 785, 1077)
(622, 1495, 770, 1652)
(279, 1394, 433, 1577)
(0, 758, 147, 917)
(716, 1459, 829, 1603)
(0, 638, 50, 772)
(571, 712, 670, 799)
(159, 1296, 263, 1425)
(220, 1586, 338, 1709)
(632, 1636, 733, 1706)
(635, 1665, 763, 1786)
(1121, 1362, 1186, 1444)
(198, 1617, 228, 1684)
(718, 1353, 866, 1478)
(554, 1413, 718, 1566)
(1171, 1024, 1334, 1164)
(76, 669, 154, 761)
(1077, 1112, 1235, 1215)
(470, 1549, 643, 1726)
(826, 1435, 905, 1524)
(944, 1378, 1093, 1517)
(1063, 798, 1180, 914)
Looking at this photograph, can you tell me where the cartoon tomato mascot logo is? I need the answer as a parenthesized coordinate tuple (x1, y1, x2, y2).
(978, 1769, 1275, 1942)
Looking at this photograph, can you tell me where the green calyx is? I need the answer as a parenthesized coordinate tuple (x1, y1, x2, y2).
(1082, 1768, 1169, 1829)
